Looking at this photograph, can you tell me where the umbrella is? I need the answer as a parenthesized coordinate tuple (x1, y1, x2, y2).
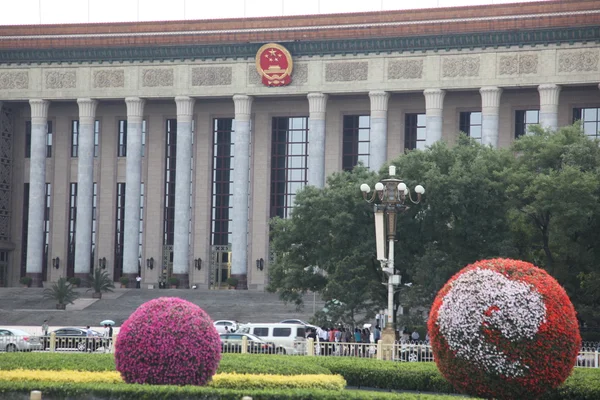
(100, 320, 115, 326)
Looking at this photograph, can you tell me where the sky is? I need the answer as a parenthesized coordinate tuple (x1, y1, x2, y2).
(0, 0, 550, 26)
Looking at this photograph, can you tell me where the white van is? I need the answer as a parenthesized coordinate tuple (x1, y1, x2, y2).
(237, 323, 307, 355)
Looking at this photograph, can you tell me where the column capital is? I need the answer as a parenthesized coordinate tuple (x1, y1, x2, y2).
(479, 86, 503, 112)
(233, 94, 253, 122)
(29, 99, 50, 124)
(77, 98, 98, 124)
(369, 91, 390, 119)
(424, 89, 445, 118)
(307, 93, 328, 120)
(175, 96, 195, 123)
(538, 84, 561, 106)
(125, 97, 146, 121)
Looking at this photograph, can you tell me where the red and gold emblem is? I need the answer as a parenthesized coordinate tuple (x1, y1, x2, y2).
(255, 43, 293, 87)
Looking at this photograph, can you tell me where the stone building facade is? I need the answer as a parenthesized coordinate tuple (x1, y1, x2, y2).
(0, 0, 598, 289)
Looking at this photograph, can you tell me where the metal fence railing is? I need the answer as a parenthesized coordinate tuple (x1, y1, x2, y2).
(1, 334, 598, 368)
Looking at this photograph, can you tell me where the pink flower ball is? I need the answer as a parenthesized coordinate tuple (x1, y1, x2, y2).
(115, 297, 221, 385)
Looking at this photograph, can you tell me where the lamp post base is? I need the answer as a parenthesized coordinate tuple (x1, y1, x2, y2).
(380, 326, 396, 360)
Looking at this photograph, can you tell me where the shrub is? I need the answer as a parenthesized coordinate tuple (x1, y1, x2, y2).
(114, 297, 221, 386)
(68, 276, 81, 286)
(119, 276, 129, 286)
(19, 276, 32, 286)
(168, 277, 179, 286)
(43, 278, 79, 307)
(88, 268, 115, 295)
(428, 258, 581, 400)
(226, 277, 238, 287)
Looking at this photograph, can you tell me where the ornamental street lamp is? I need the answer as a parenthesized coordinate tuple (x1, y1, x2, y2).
(360, 165, 424, 342)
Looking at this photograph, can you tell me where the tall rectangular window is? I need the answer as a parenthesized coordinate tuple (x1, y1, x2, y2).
(25, 122, 31, 158)
(25, 121, 53, 158)
(43, 183, 51, 280)
(71, 120, 79, 157)
(459, 111, 482, 142)
(574, 108, 600, 139)
(211, 118, 234, 246)
(67, 183, 77, 278)
(46, 121, 53, 158)
(142, 119, 147, 157)
(342, 115, 370, 171)
(405, 113, 426, 151)
(114, 182, 126, 279)
(139, 183, 145, 270)
(270, 117, 309, 219)
(20, 184, 29, 278)
(94, 120, 100, 157)
(91, 182, 97, 273)
(163, 119, 177, 246)
(515, 110, 540, 138)
(118, 120, 127, 157)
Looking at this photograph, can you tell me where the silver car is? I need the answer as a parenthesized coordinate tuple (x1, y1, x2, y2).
(0, 328, 43, 352)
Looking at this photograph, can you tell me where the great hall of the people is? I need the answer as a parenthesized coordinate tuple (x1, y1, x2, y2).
(0, 0, 598, 290)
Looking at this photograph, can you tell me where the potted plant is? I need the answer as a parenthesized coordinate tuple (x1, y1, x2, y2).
(19, 276, 32, 288)
(168, 277, 179, 288)
(43, 278, 79, 310)
(226, 277, 238, 289)
(68, 276, 81, 288)
(119, 276, 130, 288)
(87, 268, 115, 299)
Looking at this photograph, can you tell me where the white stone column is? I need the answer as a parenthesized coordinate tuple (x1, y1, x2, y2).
(231, 94, 253, 290)
(122, 97, 145, 285)
(74, 98, 98, 281)
(480, 87, 503, 147)
(26, 99, 50, 287)
(307, 93, 328, 188)
(424, 89, 446, 147)
(172, 96, 195, 289)
(369, 91, 389, 172)
(538, 84, 561, 131)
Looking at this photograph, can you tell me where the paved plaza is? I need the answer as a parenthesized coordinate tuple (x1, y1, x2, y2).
(0, 287, 323, 328)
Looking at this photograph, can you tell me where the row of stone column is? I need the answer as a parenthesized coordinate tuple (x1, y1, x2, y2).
(19, 83, 567, 287)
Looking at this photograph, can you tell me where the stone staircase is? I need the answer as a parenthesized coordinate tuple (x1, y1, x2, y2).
(0, 287, 324, 327)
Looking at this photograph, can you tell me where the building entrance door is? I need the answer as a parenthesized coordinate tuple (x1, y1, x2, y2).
(210, 244, 231, 289)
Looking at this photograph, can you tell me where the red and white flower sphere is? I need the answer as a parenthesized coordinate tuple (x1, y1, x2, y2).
(428, 258, 581, 400)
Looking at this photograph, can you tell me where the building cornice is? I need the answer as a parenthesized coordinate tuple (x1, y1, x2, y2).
(0, 26, 598, 65)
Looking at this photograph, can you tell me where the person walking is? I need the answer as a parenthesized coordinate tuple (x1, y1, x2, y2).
(103, 324, 111, 353)
(86, 326, 94, 352)
(41, 320, 49, 336)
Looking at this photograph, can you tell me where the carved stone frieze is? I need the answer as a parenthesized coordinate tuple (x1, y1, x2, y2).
(388, 59, 423, 79)
(498, 54, 538, 75)
(248, 65, 261, 85)
(325, 62, 368, 82)
(93, 69, 125, 88)
(0, 71, 28, 90)
(192, 66, 232, 86)
(558, 50, 599, 73)
(142, 68, 174, 87)
(45, 70, 76, 89)
(442, 56, 480, 78)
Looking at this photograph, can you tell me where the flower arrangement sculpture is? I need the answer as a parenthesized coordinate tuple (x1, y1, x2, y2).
(428, 258, 580, 400)
(115, 297, 221, 385)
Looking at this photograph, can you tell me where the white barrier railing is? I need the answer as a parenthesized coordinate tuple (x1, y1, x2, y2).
(1, 334, 598, 367)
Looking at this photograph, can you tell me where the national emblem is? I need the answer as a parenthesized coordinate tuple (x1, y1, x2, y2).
(255, 43, 293, 87)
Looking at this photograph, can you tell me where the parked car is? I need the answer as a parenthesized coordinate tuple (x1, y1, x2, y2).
(219, 332, 278, 354)
(280, 319, 318, 332)
(213, 320, 238, 334)
(43, 327, 103, 352)
(0, 328, 43, 352)
(238, 323, 307, 354)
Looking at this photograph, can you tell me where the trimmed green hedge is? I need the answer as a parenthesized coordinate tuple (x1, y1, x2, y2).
(1, 353, 599, 399)
(0, 381, 471, 400)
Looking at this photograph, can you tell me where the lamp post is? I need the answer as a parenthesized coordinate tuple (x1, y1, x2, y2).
(360, 165, 424, 343)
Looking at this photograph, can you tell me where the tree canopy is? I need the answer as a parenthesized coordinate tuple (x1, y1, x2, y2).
(267, 124, 600, 331)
